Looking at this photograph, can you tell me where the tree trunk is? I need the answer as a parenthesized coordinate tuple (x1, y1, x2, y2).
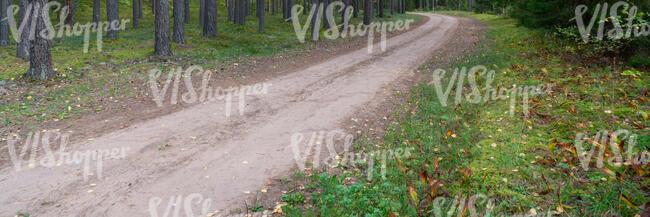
(363, 0, 370, 25)
(281, 0, 286, 20)
(342, 0, 350, 30)
(367, 0, 371, 17)
(203, 0, 217, 37)
(0, 0, 10, 47)
(378, 0, 383, 17)
(257, 0, 264, 31)
(184, 0, 190, 23)
(228, 0, 234, 22)
(139, 0, 143, 18)
(341, 0, 347, 20)
(322, 0, 329, 28)
(235, 0, 240, 24)
(16, 0, 30, 58)
(26, 0, 54, 80)
(133, 0, 140, 27)
(234, 0, 239, 24)
(155, 0, 172, 56)
(152, 0, 157, 14)
(199, 0, 205, 26)
(173, 0, 186, 43)
(353, 0, 358, 18)
(244, 0, 248, 17)
(375, 0, 378, 16)
(237, 0, 245, 25)
(310, 0, 320, 40)
(65, 0, 75, 25)
(106, 0, 119, 39)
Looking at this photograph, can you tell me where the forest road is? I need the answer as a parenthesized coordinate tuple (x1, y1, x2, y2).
(0, 13, 464, 216)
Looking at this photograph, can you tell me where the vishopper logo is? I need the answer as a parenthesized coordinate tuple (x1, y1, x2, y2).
(574, 129, 648, 170)
(148, 65, 272, 117)
(3, 2, 129, 53)
(148, 193, 214, 217)
(573, 1, 650, 43)
(148, 193, 272, 217)
(4, 131, 130, 182)
(289, 130, 412, 181)
(428, 65, 555, 117)
(290, 2, 414, 54)
(430, 193, 556, 217)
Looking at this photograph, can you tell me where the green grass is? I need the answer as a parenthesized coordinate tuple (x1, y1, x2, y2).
(0, 1, 419, 130)
(278, 11, 649, 217)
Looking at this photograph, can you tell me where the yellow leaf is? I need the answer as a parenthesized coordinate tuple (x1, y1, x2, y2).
(549, 142, 557, 152)
(620, 193, 637, 209)
(420, 170, 428, 185)
(408, 186, 419, 203)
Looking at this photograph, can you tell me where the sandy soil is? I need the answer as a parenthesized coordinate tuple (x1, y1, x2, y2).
(0, 13, 469, 216)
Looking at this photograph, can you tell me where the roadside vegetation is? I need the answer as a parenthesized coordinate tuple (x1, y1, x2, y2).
(276, 11, 649, 217)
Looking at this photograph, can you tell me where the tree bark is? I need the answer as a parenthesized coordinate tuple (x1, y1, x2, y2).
(203, 0, 217, 37)
(237, 0, 245, 25)
(26, 0, 54, 80)
(257, 0, 264, 31)
(0, 0, 10, 47)
(310, 0, 320, 40)
(16, 0, 30, 58)
(106, 0, 119, 39)
(64, 0, 75, 25)
(281, 0, 286, 20)
(133, 0, 140, 27)
(228, 0, 234, 22)
(378, 0, 383, 17)
(173, 0, 186, 43)
(287, 0, 293, 22)
(322, 0, 329, 28)
(155, 0, 172, 56)
(353, 0, 358, 18)
(363, 0, 370, 25)
(184, 0, 190, 23)
(375, 0, 378, 16)
(245, 0, 249, 17)
(152, 0, 157, 14)
(199, 0, 205, 26)
(341, 0, 347, 20)
(139, 0, 143, 18)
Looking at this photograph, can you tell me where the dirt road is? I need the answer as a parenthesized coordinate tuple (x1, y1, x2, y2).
(1, 13, 463, 216)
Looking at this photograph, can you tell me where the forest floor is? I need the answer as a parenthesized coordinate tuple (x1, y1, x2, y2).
(0, 13, 481, 216)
